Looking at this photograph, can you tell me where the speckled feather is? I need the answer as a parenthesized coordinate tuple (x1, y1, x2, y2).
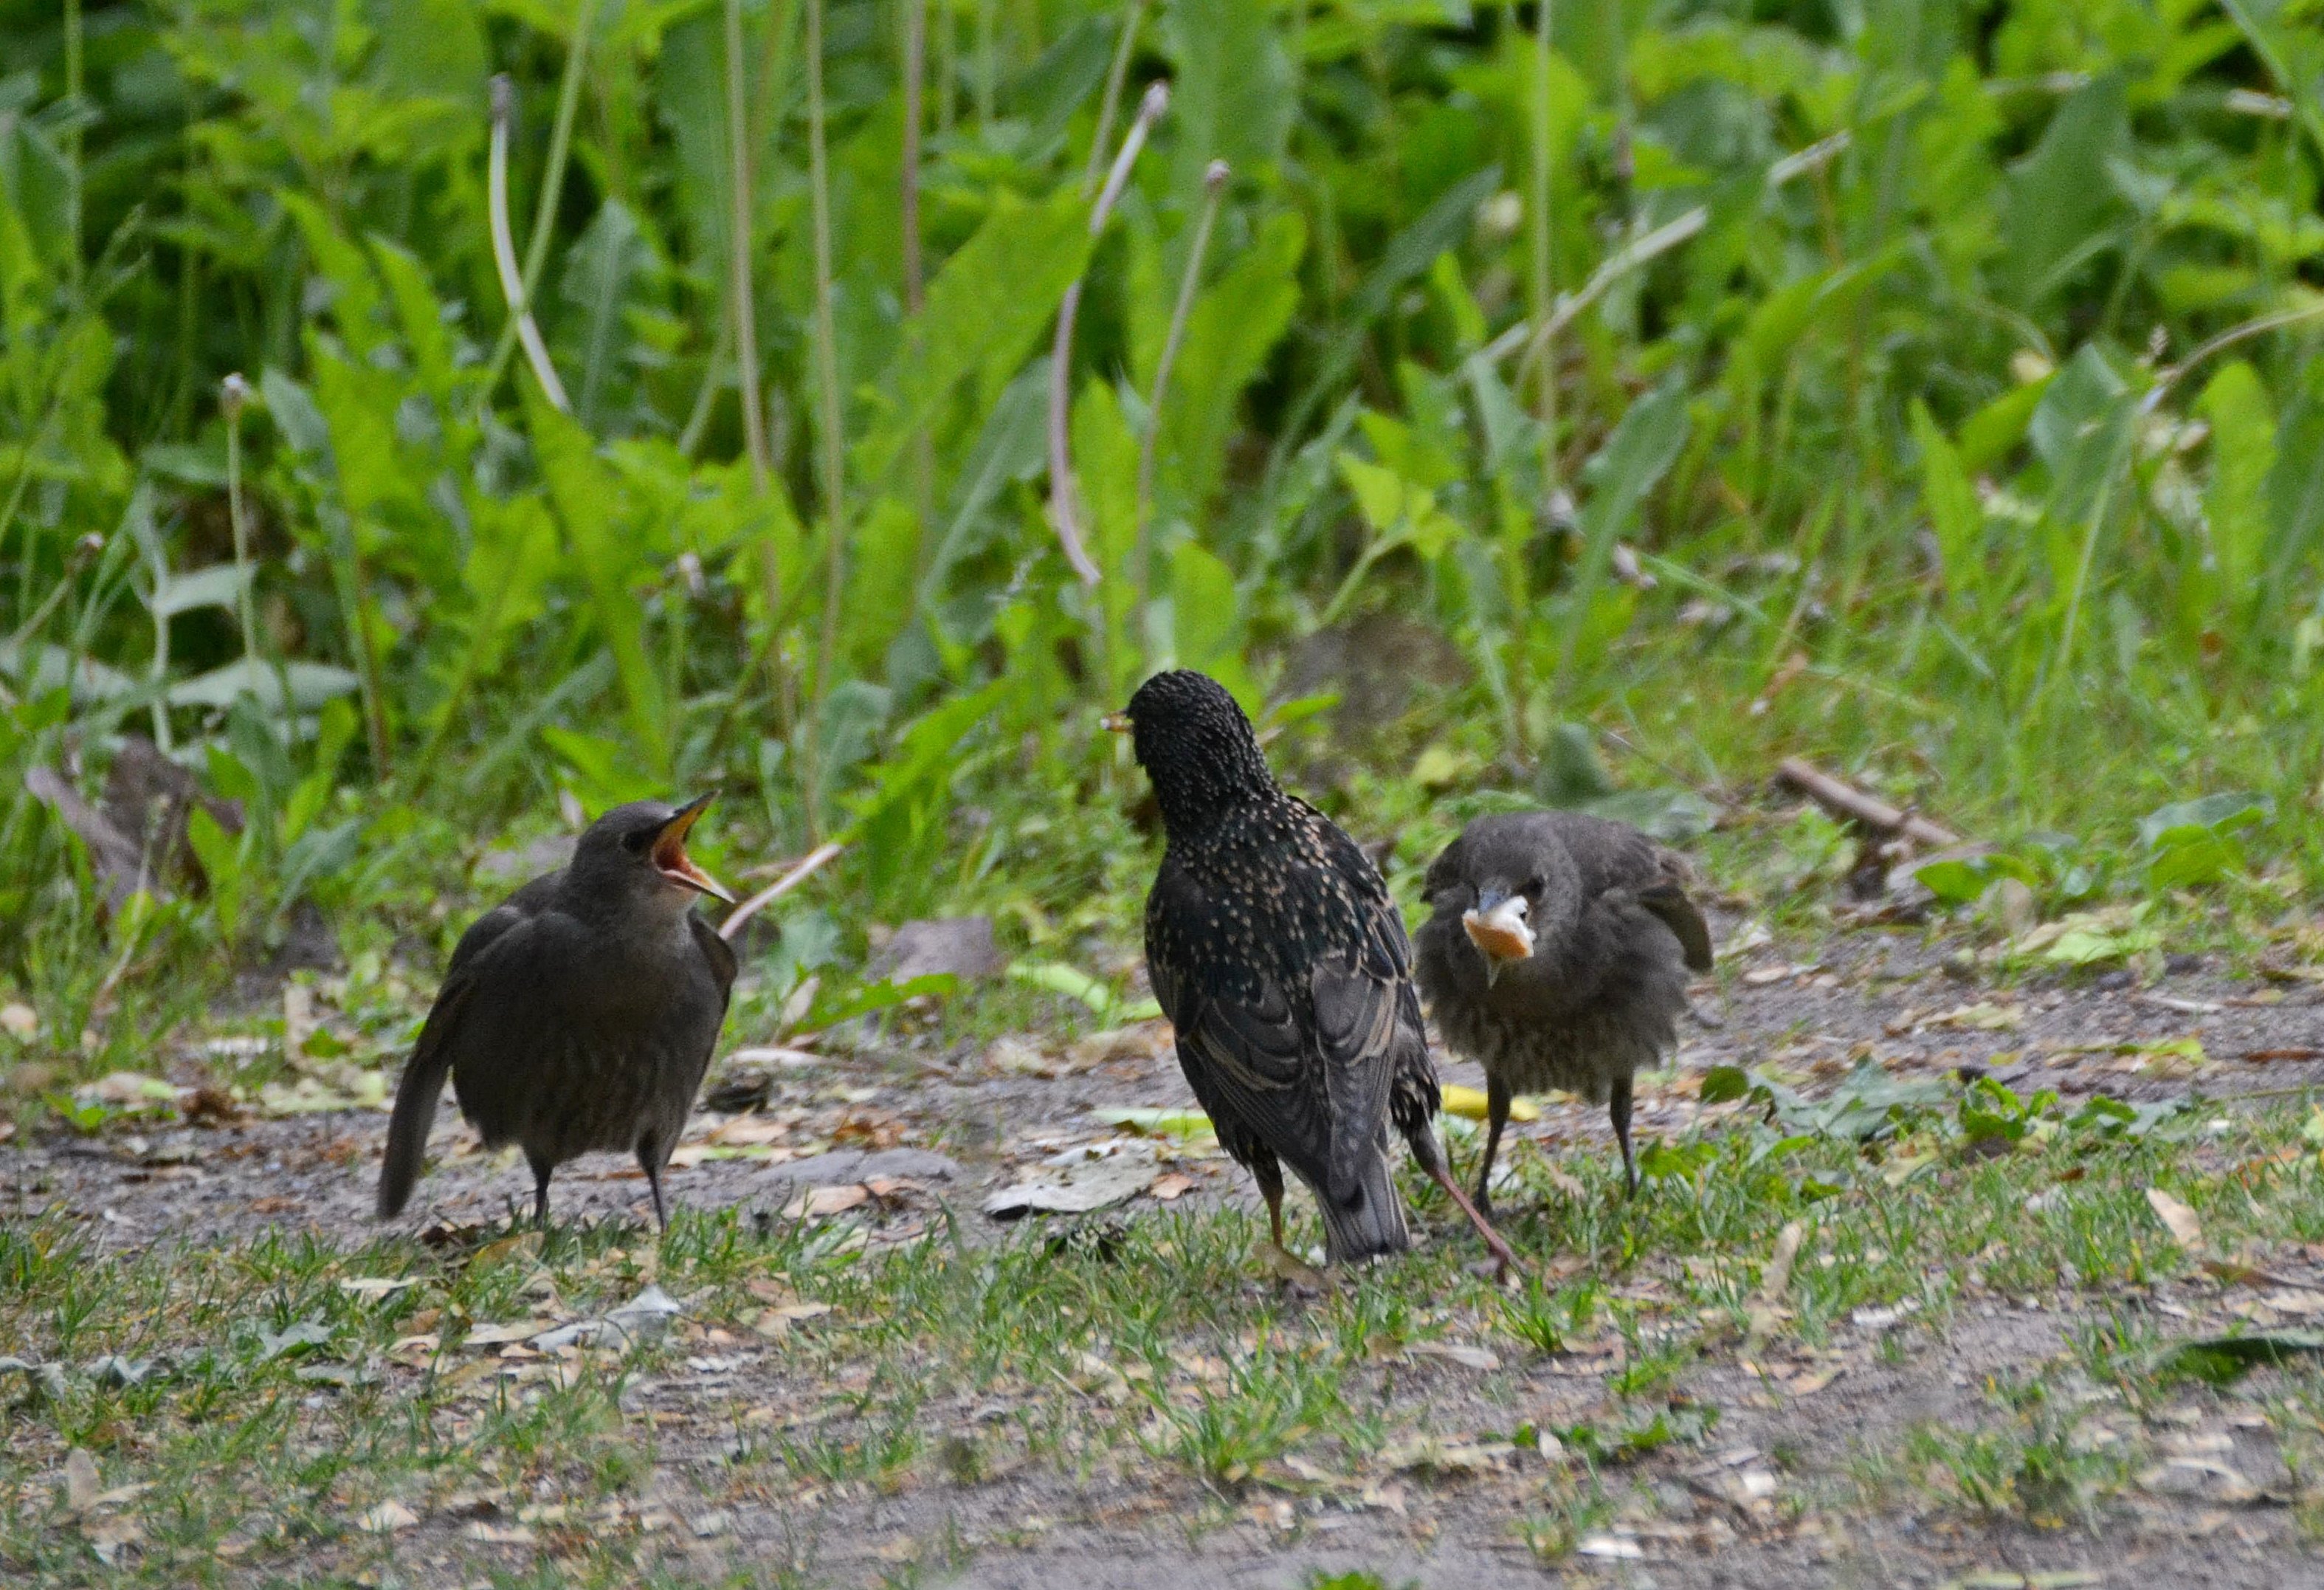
(1125, 671, 1440, 1262)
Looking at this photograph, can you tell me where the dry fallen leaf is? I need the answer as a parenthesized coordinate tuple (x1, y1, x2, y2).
(0, 1002, 36, 1040)
(2148, 1187, 2204, 1252)
(63, 1448, 99, 1515)
(358, 1500, 421, 1533)
(785, 1183, 872, 1219)
(1760, 1220, 1805, 1304)
(462, 1318, 555, 1348)
(1147, 1172, 1196, 1202)
(1404, 1341, 1502, 1372)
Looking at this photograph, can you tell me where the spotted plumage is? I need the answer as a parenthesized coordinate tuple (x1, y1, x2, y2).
(376, 799, 737, 1229)
(1413, 810, 1714, 1207)
(1116, 670, 1514, 1267)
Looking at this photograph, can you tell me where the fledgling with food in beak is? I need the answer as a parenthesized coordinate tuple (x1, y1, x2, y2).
(377, 795, 739, 1232)
(1462, 888, 1536, 985)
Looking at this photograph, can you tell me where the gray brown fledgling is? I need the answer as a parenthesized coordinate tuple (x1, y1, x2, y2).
(1111, 670, 1516, 1269)
(1414, 811, 1713, 1208)
(376, 796, 737, 1230)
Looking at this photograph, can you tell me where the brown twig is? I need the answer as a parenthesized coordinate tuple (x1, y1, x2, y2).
(1773, 757, 1961, 848)
(719, 842, 844, 941)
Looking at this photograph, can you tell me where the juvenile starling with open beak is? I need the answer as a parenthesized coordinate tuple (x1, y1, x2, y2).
(1414, 811, 1713, 1208)
(1111, 670, 1516, 1269)
(377, 796, 737, 1230)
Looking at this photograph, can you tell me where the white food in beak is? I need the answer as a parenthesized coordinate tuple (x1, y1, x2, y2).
(1461, 895, 1534, 983)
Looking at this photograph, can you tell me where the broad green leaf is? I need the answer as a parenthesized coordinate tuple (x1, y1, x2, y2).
(1143, 211, 1306, 513)
(2030, 345, 2134, 533)
(861, 187, 1094, 486)
(525, 385, 668, 774)
(2001, 75, 2131, 308)
(1170, 541, 1253, 710)
(1165, 0, 1294, 199)
(1909, 400, 1980, 591)
(2197, 361, 2276, 606)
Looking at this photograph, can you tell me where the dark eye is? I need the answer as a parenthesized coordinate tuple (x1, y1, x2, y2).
(1525, 875, 1546, 896)
(621, 827, 655, 856)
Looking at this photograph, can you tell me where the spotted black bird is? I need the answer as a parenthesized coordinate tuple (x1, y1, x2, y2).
(377, 796, 737, 1230)
(1414, 811, 1714, 1208)
(1111, 670, 1515, 1268)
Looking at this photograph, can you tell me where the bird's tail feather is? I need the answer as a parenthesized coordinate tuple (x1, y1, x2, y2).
(376, 1043, 452, 1219)
(1315, 1154, 1409, 1264)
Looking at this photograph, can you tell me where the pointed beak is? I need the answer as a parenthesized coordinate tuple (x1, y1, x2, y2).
(651, 794, 734, 904)
(1101, 710, 1132, 734)
(1461, 892, 1534, 984)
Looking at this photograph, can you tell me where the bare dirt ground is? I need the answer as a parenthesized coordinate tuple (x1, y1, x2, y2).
(11, 920, 2324, 1589)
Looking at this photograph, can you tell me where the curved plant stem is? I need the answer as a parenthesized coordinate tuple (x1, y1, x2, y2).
(1134, 158, 1227, 650)
(487, 77, 573, 413)
(480, 1, 598, 409)
(725, 0, 770, 492)
(1047, 79, 1169, 592)
(804, 0, 846, 835)
(1083, 0, 1148, 197)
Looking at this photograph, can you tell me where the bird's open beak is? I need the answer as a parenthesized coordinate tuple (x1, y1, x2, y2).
(1101, 710, 1132, 734)
(651, 794, 734, 904)
(1461, 892, 1534, 984)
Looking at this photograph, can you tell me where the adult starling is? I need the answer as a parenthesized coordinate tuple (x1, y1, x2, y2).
(376, 796, 737, 1230)
(1414, 811, 1713, 1208)
(1111, 670, 1515, 1269)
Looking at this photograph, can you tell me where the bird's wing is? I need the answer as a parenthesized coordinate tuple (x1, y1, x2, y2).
(379, 904, 554, 1216)
(1146, 867, 1336, 1183)
(1312, 811, 1422, 1189)
(689, 912, 739, 1004)
(1638, 871, 1714, 972)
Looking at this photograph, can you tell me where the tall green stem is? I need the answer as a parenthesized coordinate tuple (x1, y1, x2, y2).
(1520, 0, 1557, 751)
(804, 0, 847, 834)
(724, 0, 770, 492)
(1134, 159, 1227, 661)
(64, 0, 83, 297)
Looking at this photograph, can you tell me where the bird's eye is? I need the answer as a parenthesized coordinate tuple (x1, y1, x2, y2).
(1524, 875, 1545, 897)
(621, 827, 655, 856)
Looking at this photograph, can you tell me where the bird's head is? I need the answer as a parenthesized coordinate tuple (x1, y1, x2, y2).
(570, 795, 734, 915)
(1104, 670, 1275, 837)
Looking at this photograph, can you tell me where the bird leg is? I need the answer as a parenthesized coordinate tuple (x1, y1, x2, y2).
(529, 1157, 554, 1231)
(1407, 1123, 1522, 1276)
(1252, 1155, 1286, 1252)
(638, 1140, 670, 1232)
(1474, 1073, 1511, 1219)
(1610, 1073, 1638, 1198)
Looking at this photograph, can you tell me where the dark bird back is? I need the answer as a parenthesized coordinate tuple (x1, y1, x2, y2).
(1116, 671, 1514, 1268)
(376, 797, 738, 1229)
(1414, 810, 1712, 1205)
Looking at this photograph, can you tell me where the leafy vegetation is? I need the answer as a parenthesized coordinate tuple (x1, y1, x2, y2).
(7, 3, 2324, 1577)
(1, 0, 2321, 1058)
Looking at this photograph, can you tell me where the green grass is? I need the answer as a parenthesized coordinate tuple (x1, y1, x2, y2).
(13, 1078, 2324, 1581)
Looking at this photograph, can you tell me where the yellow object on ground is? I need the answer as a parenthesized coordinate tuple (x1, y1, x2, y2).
(1438, 1084, 1539, 1122)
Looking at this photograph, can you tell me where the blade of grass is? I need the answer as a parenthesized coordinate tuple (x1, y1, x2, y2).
(1134, 159, 1228, 644)
(804, 0, 846, 835)
(725, 0, 772, 493)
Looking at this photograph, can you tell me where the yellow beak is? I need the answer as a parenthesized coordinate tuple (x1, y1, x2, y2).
(650, 794, 735, 904)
